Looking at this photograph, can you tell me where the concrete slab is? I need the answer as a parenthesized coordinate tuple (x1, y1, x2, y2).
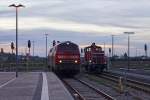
(47, 72, 74, 100)
(0, 72, 15, 86)
(0, 72, 42, 100)
(0, 72, 74, 100)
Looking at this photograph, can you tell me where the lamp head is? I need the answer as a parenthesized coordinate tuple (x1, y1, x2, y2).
(124, 32, 135, 34)
(18, 4, 25, 7)
(9, 4, 25, 8)
(9, 4, 16, 7)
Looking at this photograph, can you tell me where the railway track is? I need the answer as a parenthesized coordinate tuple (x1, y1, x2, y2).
(99, 72, 150, 94)
(63, 78, 115, 100)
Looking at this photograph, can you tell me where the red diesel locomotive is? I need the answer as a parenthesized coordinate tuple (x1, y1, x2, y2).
(83, 43, 107, 73)
(48, 41, 80, 75)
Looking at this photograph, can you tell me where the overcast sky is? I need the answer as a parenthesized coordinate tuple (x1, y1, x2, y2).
(0, 0, 150, 57)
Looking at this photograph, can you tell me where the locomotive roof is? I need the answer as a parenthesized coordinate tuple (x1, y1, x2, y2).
(84, 43, 102, 49)
(49, 41, 79, 53)
(54, 41, 78, 47)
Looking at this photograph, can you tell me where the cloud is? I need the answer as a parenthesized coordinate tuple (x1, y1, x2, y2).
(0, 17, 133, 35)
(1, 0, 150, 56)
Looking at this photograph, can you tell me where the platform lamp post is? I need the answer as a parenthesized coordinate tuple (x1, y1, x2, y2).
(111, 34, 118, 67)
(32, 41, 35, 57)
(9, 4, 25, 77)
(111, 35, 114, 58)
(45, 34, 48, 71)
(123, 32, 135, 96)
(124, 32, 135, 70)
(103, 42, 106, 55)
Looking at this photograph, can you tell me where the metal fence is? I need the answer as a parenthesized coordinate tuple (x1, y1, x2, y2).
(0, 63, 47, 72)
(110, 60, 150, 69)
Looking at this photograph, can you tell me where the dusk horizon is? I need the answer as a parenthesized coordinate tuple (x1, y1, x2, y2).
(1, 0, 150, 57)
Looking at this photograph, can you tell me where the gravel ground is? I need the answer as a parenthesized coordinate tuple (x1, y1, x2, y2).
(108, 69, 150, 84)
(111, 68, 150, 76)
(76, 73, 150, 100)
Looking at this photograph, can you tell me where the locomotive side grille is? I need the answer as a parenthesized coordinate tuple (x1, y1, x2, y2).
(57, 55, 79, 59)
(61, 60, 75, 63)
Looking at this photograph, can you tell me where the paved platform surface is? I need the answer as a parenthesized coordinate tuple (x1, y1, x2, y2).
(0, 72, 15, 86)
(0, 72, 42, 100)
(47, 72, 74, 100)
(0, 72, 74, 100)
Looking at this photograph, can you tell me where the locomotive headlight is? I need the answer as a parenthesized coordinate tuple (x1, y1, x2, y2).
(59, 60, 62, 63)
(89, 60, 92, 63)
(75, 60, 78, 63)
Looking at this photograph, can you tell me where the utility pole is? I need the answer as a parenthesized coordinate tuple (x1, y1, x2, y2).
(135, 48, 137, 57)
(124, 32, 135, 70)
(32, 41, 35, 57)
(112, 35, 114, 58)
(123, 32, 135, 96)
(9, 4, 25, 77)
(45, 34, 48, 71)
(103, 42, 106, 55)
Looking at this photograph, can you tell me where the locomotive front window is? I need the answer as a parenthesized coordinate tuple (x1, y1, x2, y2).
(96, 48, 99, 51)
(87, 48, 91, 52)
(89, 48, 91, 51)
(94, 47, 101, 52)
(58, 44, 78, 52)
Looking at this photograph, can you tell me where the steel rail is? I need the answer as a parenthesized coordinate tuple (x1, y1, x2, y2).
(63, 78, 116, 100)
(62, 79, 85, 100)
(100, 72, 150, 94)
(76, 78, 116, 100)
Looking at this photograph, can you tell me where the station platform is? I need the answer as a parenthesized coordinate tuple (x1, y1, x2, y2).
(46, 72, 74, 100)
(0, 72, 42, 100)
(0, 72, 74, 100)
(0, 72, 15, 86)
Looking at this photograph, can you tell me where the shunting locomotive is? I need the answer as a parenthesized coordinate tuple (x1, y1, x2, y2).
(83, 43, 107, 73)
